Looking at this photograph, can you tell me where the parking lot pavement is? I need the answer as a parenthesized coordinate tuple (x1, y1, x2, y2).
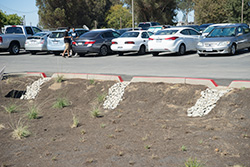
(0, 50, 250, 86)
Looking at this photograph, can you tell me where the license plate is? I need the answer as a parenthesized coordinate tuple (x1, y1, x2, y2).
(53, 41, 58, 44)
(206, 48, 213, 51)
(78, 42, 83, 45)
(156, 39, 162, 43)
(118, 46, 123, 49)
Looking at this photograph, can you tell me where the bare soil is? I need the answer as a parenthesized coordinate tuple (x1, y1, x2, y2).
(0, 76, 249, 167)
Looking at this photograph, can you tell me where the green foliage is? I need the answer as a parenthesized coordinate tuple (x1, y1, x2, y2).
(124, 0, 177, 25)
(55, 75, 64, 83)
(3, 104, 18, 113)
(27, 105, 39, 119)
(89, 79, 95, 85)
(181, 145, 187, 151)
(0, 10, 23, 28)
(184, 157, 204, 167)
(10, 119, 30, 140)
(91, 108, 101, 118)
(193, 0, 250, 24)
(53, 98, 70, 109)
(71, 115, 79, 128)
(97, 93, 107, 103)
(106, 4, 132, 29)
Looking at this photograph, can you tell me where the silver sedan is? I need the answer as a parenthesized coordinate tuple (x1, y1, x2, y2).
(197, 25, 250, 56)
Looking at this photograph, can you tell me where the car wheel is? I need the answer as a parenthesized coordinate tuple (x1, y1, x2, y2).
(230, 44, 236, 55)
(177, 44, 186, 55)
(152, 52, 159, 56)
(99, 45, 108, 56)
(118, 52, 123, 56)
(138, 45, 146, 55)
(9, 43, 20, 55)
(31, 51, 37, 55)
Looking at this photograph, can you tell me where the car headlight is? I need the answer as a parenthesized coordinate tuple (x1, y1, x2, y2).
(197, 42, 203, 46)
(218, 41, 230, 46)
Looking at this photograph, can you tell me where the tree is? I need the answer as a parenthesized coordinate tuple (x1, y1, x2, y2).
(124, 0, 177, 25)
(36, 0, 119, 29)
(0, 10, 23, 28)
(193, 0, 229, 24)
(226, 0, 250, 23)
(105, 4, 132, 29)
(176, 0, 194, 24)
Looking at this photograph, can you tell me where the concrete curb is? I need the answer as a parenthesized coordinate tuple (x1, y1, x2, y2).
(131, 76, 218, 88)
(228, 80, 250, 88)
(26, 72, 47, 78)
(51, 73, 123, 82)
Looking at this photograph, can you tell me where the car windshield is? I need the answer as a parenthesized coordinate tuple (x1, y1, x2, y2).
(5, 27, 23, 34)
(121, 32, 139, 38)
(34, 32, 48, 37)
(80, 31, 99, 38)
(208, 27, 236, 37)
(155, 30, 178, 35)
(203, 26, 215, 33)
(138, 23, 150, 28)
(50, 32, 64, 38)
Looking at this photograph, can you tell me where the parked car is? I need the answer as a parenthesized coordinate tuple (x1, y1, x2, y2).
(72, 29, 120, 56)
(25, 32, 51, 54)
(47, 30, 65, 55)
(197, 24, 250, 56)
(148, 27, 202, 56)
(0, 25, 42, 54)
(138, 22, 160, 30)
(177, 25, 201, 32)
(148, 25, 171, 33)
(111, 30, 153, 56)
(116, 27, 142, 35)
(69, 28, 89, 37)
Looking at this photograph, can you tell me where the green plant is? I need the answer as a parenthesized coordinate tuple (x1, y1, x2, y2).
(91, 108, 101, 118)
(181, 145, 187, 151)
(240, 87, 246, 91)
(100, 123, 106, 128)
(3, 104, 18, 113)
(10, 119, 30, 140)
(199, 140, 203, 144)
(184, 157, 204, 167)
(97, 93, 107, 103)
(27, 105, 39, 119)
(71, 115, 79, 128)
(52, 98, 70, 109)
(89, 79, 95, 85)
(145, 145, 151, 149)
(55, 75, 64, 83)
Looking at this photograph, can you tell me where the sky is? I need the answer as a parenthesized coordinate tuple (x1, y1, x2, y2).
(0, 0, 194, 27)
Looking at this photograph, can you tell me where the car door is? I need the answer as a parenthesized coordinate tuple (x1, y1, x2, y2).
(241, 26, 250, 49)
(179, 29, 192, 50)
(102, 31, 114, 47)
(236, 26, 246, 49)
(188, 29, 201, 50)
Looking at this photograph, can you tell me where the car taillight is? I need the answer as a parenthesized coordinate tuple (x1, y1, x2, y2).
(112, 41, 117, 44)
(72, 41, 76, 45)
(149, 38, 154, 40)
(84, 40, 96, 44)
(125, 41, 135, 44)
(11, 25, 16, 27)
(0, 37, 3, 43)
(40, 39, 45, 44)
(165, 37, 179, 40)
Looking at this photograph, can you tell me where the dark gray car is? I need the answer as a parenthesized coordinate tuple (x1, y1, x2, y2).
(197, 24, 250, 56)
(72, 29, 120, 56)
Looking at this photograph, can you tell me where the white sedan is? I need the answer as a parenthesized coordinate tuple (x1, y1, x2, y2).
(148, 27, 201, 56)
(111, 30, 153, 56)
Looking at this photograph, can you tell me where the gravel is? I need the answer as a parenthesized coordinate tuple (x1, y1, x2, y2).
(187, 88, 232, 117)
(103, 81, 130, 110)
(20, 78, 51, 100)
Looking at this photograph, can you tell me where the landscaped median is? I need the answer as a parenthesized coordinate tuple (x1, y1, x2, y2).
(0, 72, 249, 167)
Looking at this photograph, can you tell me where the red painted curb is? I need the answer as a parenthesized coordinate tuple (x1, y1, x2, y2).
(185, 78, 218, 87)
(26, 72, 47, 78)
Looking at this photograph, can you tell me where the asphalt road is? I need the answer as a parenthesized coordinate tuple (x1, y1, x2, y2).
(0, 50, 250, 86)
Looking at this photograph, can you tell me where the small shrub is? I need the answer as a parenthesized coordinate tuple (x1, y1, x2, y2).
(3, 104, 18, 113)
(97, 93, 106, 103)
(53, 98, 70, 109)
(89, 79, 95, 85)
(10, 119, 30, 140)
(91, 108, 101, 118)
(27, 105, 39, 119)
(145, 145, 151, 149)
(71, 115, 79, 128)
(100, 123, 106, 128)
(181, 145, 187, 151)
(184, 157, 204, 167)
(55, 75, 64, 83)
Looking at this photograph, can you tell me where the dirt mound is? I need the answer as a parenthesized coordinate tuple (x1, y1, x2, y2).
(0, 77, 249, 167)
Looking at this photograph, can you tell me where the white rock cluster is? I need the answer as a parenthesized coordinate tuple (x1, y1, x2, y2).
(103, 82, 130, 110)
(187, 88, 231, 117)
(20, 78, 51, 100)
